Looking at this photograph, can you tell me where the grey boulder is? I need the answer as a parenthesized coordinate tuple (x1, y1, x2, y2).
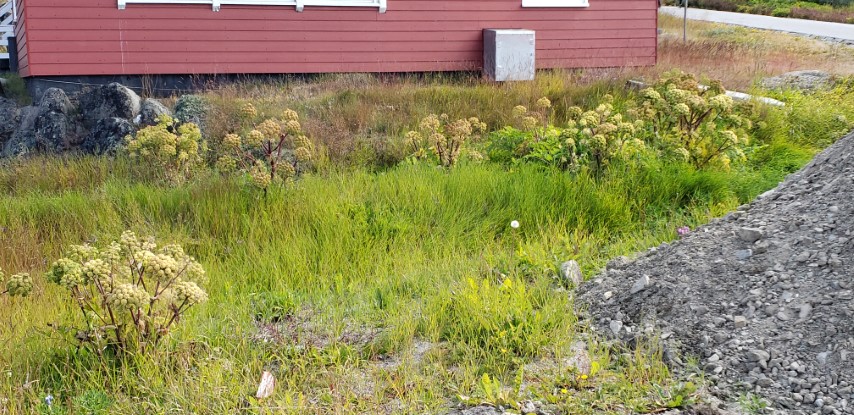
(39, 88, 74, 115)
(82, 117, 136, 155)
(139, 98, 171, 126)
(1, 88, 82, 157)
(78, 83, 141, 127)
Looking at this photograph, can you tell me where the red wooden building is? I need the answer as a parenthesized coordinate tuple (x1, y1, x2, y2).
(7, 0, 657, 79)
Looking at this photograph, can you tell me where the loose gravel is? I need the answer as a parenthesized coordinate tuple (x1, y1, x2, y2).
(580, 131, 854, 414)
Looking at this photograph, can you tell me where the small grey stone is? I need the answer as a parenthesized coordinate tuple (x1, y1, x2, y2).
(520, 401, 537, 414)
(630, 275, 650, 294)
(609, 320, 623, 335)
(734, 315, 748, 328)
(735, 249, 753, 260)
(747, 349, 771, 363)
(795, 251, 812, 262)
(799, 304, 813, 320)
(737, 227, 764, 243)
(560, 260, 583, 287)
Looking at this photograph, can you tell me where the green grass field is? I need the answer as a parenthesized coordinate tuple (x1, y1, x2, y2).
(1, 69, 853, 413)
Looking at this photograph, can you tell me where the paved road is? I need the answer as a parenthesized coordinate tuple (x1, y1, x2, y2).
(660, 6, 854, 42)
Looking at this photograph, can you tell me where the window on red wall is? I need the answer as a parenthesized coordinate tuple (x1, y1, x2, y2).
(117, 0, 388, 13)
(522, 0, 589, 7)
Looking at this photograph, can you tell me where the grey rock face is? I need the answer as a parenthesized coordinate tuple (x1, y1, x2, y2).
(139, 98, 171, 126)
(760, 70, 833, 92)
(82, 118, 136, 155)
(78, 83, 141, 127)
(0, 97, 20, 144)
(579, 130, 854, 413)
(2, 88, 86, 157)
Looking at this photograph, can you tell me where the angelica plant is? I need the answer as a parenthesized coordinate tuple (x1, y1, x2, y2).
(565, 95, 647, 173)
(45, 231, 208, 356)
(639, 71, 750, 169)
(218, 108, 314, 195)
(406, 114, 487, 168)
(125, 114, 208, 182)
(513, 96, 553, 134)
(0, 267, 32, 297)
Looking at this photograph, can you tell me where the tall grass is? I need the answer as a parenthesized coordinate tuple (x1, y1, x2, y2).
(0, 150, 810, 413)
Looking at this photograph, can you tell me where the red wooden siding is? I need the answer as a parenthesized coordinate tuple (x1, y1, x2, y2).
(18, 0, 657, 77)
(14, 0, 30, 77)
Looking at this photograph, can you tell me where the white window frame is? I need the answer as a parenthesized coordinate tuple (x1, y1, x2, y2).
(117, 0, 387, 13)
(522, 0, 589, 8)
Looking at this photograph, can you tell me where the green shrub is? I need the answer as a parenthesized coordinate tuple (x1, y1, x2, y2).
(174, 94, 209, 127)
(45, 231, 208, 356)
(485, 72, 754, 173)
(772, 6, 792, 15)
(125, 115, 207, 182)
(487, 95, 647, 173)
(216, 108, 316, 194)
(638, 71, 751, 170)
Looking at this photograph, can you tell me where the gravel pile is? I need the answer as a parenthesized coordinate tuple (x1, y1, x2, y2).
(579, 131, 854, 414)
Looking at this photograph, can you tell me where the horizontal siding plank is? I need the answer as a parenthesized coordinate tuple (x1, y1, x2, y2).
(27, 17, 656, 34)
(27, 27, 655, 42)
(28, 55, 656, 77)
(29, 61, 482, 76)
(28, 37, 656, 54)
(30, 47, 654, 65)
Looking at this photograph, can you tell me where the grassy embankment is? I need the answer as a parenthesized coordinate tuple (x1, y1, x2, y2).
(666, 0, 854, 23)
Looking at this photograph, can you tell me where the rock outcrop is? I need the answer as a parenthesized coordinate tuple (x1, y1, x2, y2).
(2, 88, 79, 157)
(0, 83, 176, 158)
(761, 70, 834, 92)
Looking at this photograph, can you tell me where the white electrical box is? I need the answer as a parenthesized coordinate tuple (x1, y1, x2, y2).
(483, 29, 536, 82)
